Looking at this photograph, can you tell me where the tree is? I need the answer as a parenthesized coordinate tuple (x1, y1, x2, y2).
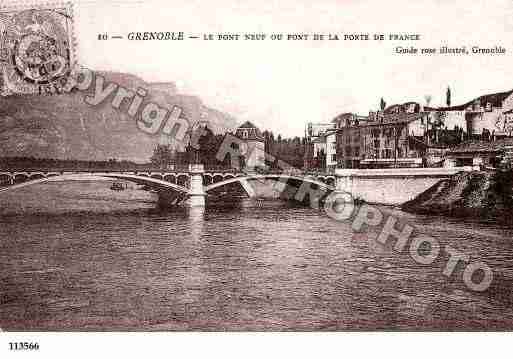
(446, 86, 452, 107)
(424, 95, 432, 107)
(197, 126, 220, 166)
(318, 148, 326, 169)
(482, 128, 491, 142)
(150, 144, 174, 167)
(380, 97, 386, 111)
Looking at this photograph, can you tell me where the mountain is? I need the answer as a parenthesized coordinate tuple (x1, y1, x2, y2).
(0, 71, 238, 163)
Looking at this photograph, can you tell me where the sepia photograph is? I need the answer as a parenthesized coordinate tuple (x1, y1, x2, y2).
(1, 0, 513, 357)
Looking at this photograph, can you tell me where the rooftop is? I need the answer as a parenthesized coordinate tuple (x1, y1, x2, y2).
(363, 112, 427, 127)
(238, 121, 259, 129)
(437, 89, 513, 111)
(383, 102, 422, 115)
(332, 112, 369, 123)
(448, 138, 513, 154)
(235, 121, 264, 141)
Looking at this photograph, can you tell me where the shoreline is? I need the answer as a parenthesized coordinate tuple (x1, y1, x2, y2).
(401, 170, 513, 224)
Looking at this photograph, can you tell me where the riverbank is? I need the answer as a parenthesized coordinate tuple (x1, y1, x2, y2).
(402, 170, 513, 222)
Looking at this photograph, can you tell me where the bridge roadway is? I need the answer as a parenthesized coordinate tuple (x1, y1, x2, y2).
(0, 165, 337, 207)
(0, 165, 472, 206)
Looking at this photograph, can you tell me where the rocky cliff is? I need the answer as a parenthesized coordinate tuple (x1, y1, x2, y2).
(0, 71, 237, 163)
(402, 170, 513, 222)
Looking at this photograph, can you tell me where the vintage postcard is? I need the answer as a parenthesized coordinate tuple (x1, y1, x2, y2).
(1, 0, 513, 357)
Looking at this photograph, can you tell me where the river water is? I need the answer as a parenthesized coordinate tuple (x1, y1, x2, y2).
(1, 181, 513, 331)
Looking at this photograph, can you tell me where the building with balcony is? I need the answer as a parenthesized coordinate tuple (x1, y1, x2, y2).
(304, 122, 336, 170)
(336, 112, 432, 169)
(306, 88, 513, 170)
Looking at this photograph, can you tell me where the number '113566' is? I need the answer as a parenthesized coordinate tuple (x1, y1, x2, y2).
(9, 342, 39, 351)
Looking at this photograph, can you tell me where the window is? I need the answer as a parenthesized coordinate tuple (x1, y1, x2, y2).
(331, 154, 337, 162)
(354, 147, 360, 157)
(345, 146, 352, 157)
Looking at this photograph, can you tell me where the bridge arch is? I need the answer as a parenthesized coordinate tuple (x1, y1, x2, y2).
(29, 173, 46, 181)
(203, 173, 213, 186)
(176, 174, 189, 188)
(150, 173, 163, 180)
(0, 173, 13, 186)
(212, 174, 224, 183)
(13, 173, 29, 184)
(0, 173, 190, 196)
(164, 174, 176, 183)
(316, 176, 327, 183)
(205, 174, 335, 199)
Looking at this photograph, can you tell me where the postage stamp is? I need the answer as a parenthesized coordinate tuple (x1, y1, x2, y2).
(0, 2, 76, 96)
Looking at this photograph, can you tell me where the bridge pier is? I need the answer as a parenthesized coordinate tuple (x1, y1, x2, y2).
(239, 178, 256, 198)
(335, 169, 354, 194)
(188, 164, 207, 207)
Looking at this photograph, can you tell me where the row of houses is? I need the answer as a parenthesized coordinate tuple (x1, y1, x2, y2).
(305, 89, 513, 172)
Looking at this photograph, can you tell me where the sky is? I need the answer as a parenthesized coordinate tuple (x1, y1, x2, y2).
(48, 0, 513, 136)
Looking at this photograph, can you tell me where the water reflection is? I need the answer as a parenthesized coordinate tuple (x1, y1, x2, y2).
(187, 206, 205, 239)
(2, 182, 513, 330)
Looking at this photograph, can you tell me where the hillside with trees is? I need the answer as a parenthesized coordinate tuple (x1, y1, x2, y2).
(149, 126, 307, 171)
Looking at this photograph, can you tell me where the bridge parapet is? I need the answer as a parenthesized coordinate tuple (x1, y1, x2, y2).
(188, 164, 206, 207)
(335, 167, 472, 178)
(3, 166, 469, 206)
(334, 166, 473, 205)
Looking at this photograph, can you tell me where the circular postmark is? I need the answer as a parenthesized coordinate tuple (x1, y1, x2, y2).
(14, 32, 68, 84)
(1, 7, 73, 95)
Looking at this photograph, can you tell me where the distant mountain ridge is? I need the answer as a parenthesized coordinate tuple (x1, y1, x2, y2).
(0, 71, 238, 163)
